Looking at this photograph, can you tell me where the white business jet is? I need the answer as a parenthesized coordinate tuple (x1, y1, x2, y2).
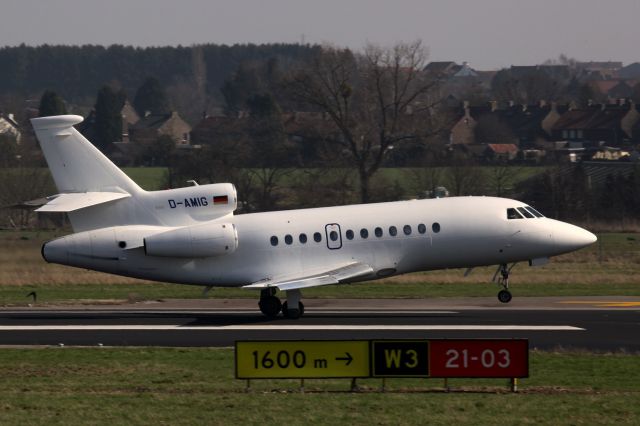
(33, 115, 596, 318)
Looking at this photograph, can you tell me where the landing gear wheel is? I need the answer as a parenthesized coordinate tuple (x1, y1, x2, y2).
(282, 301, 305, 319)
(498, 289, 512, 304)
(259, 296, 282, 318)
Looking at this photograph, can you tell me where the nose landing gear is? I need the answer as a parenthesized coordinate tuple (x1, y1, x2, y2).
(493, 263, 516, 303)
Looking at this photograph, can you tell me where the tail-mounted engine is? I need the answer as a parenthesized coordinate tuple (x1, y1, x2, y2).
(144, 222, 238, 258)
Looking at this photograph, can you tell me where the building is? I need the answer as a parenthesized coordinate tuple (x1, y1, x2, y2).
(129, 111, 191, 146)
(551, 103, 639, 146)
(0, 113, 21, 143)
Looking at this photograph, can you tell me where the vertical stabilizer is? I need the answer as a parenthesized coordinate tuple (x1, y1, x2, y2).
(31, 115, 142, 195)
(31, 115, 151, 231)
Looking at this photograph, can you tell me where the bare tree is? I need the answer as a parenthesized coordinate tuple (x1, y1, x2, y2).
(0, 167, 55, 228)
(410, 150, 446, 198)
(491, 68, 566, 104)
(446, 152, 486, 196)
(287, 40, 444, 202)
(488, 165, 522, 197)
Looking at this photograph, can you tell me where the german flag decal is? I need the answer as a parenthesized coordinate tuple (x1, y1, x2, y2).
(213, 195, 229, 205)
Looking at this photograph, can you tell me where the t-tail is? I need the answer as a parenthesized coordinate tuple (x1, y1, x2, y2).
(32, 115, 237, 232)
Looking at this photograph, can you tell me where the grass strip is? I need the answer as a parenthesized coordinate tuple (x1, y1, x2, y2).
(2, 280, 640, 306)
(0, 348, 637, 425)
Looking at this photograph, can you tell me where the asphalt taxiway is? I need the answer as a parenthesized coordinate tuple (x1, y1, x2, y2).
(0, 297, 638, 351)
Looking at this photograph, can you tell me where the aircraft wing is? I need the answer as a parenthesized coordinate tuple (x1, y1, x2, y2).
(244, 262, 374, 291)
(35, 192, 130, 212)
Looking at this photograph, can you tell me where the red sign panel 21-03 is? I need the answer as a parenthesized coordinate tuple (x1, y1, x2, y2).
(429, 339, 528, 378)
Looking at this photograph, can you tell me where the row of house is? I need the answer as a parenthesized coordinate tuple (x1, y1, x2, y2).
(428, 60, 640, 105)
(2, 59, 640, 166)
(447, 99, 640, 163)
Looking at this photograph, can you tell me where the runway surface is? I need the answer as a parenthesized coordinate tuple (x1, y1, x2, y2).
(0, 297, 638, 351)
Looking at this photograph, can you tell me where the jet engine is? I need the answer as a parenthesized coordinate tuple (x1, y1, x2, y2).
(144, 222, 238, 258)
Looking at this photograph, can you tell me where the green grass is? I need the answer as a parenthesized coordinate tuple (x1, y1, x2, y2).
(0, 348, 637, 425)
(0, 282, 209, 305)
(2, 279, 639, 306)
(121, 167, 167, 191)
(119, 166, 546, 197)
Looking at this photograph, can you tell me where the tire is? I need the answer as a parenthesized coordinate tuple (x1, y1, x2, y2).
(498, 290, 512, 304)
(282, 301, 305, 319)
(259, 296, 282, 318)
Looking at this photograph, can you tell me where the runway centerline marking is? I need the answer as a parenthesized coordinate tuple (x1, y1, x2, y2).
(0, 325, 585, 331)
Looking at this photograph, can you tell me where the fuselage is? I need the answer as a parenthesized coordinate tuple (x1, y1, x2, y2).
(42, 196, 596, 287)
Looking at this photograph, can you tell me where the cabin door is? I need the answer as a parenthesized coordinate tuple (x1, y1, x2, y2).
(325, 223, 343, 250)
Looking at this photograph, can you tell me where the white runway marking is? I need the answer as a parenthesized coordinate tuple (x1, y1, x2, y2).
(0, 310, 460, 315)
(0, 325, 585, 331)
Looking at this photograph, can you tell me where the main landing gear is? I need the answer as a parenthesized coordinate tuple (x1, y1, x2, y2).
(258, 288, 305, 319)
(493, 263, 515, 303)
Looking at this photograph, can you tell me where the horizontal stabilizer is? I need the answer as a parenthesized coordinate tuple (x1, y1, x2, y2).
(244, 262, 374, 291)
(35, 192, 130, 213)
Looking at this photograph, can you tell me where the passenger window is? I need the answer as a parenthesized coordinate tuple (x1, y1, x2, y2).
(403, 225, 412, 235)
(346, 229, 354, 240)
(418, 224, 426, 234)
(517, 207, 534, 218)
(389, 226, 397, 236)
(525, 206, 544, 218)
(432, 222, 441, 233)
(375, 227, 383, 238)
(299, 233, 307, 243)
(270, 236, 278, 246)
(360, 228, 369, 239)
(329, 230, 339, 241)
(285, 234, 293, 245)
(313, 232, 322, 242)
(507, 208, 523, 219)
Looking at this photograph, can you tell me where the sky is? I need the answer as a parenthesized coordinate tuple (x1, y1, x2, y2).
(1, 0, 638, 70)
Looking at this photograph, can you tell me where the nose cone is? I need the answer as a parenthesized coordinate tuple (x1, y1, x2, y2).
(553, 222, 597, 254)
(41, 237, 70, 264)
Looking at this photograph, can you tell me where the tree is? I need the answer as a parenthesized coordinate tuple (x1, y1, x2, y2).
(287, 41, 443, 202)
(221, 62, 262, 114)
(542, 54, 577, 67)
(631, 83, 640, 103)
(245, 93, 295, 211)
(491, 68, 566, 104)
(446, 152, 486, 196)
(220, 58, 291, 115)
(38, 90, 67, 117)
(488, 165, 521, 197)
(133, 77, 169, 116)
(0, 134, 18, 167)
(93, 85, 126, 151)
(136, 134, 176, 166)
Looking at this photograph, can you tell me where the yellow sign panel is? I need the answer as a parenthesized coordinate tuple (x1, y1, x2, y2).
(236, 340, 370, 379)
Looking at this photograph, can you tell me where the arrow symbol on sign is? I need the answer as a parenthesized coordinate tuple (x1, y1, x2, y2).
(335, 352, 353, 366)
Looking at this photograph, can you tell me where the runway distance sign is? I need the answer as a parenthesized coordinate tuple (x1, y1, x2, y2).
(429, 339, 529, 378)
(235, 339, 528, 380)
(235, 340, 370, 379)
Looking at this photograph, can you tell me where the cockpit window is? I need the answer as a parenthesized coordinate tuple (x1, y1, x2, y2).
(525, 206, 544, 218)
(507, 208, 523, 219)
(517, 207, 534, 218)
